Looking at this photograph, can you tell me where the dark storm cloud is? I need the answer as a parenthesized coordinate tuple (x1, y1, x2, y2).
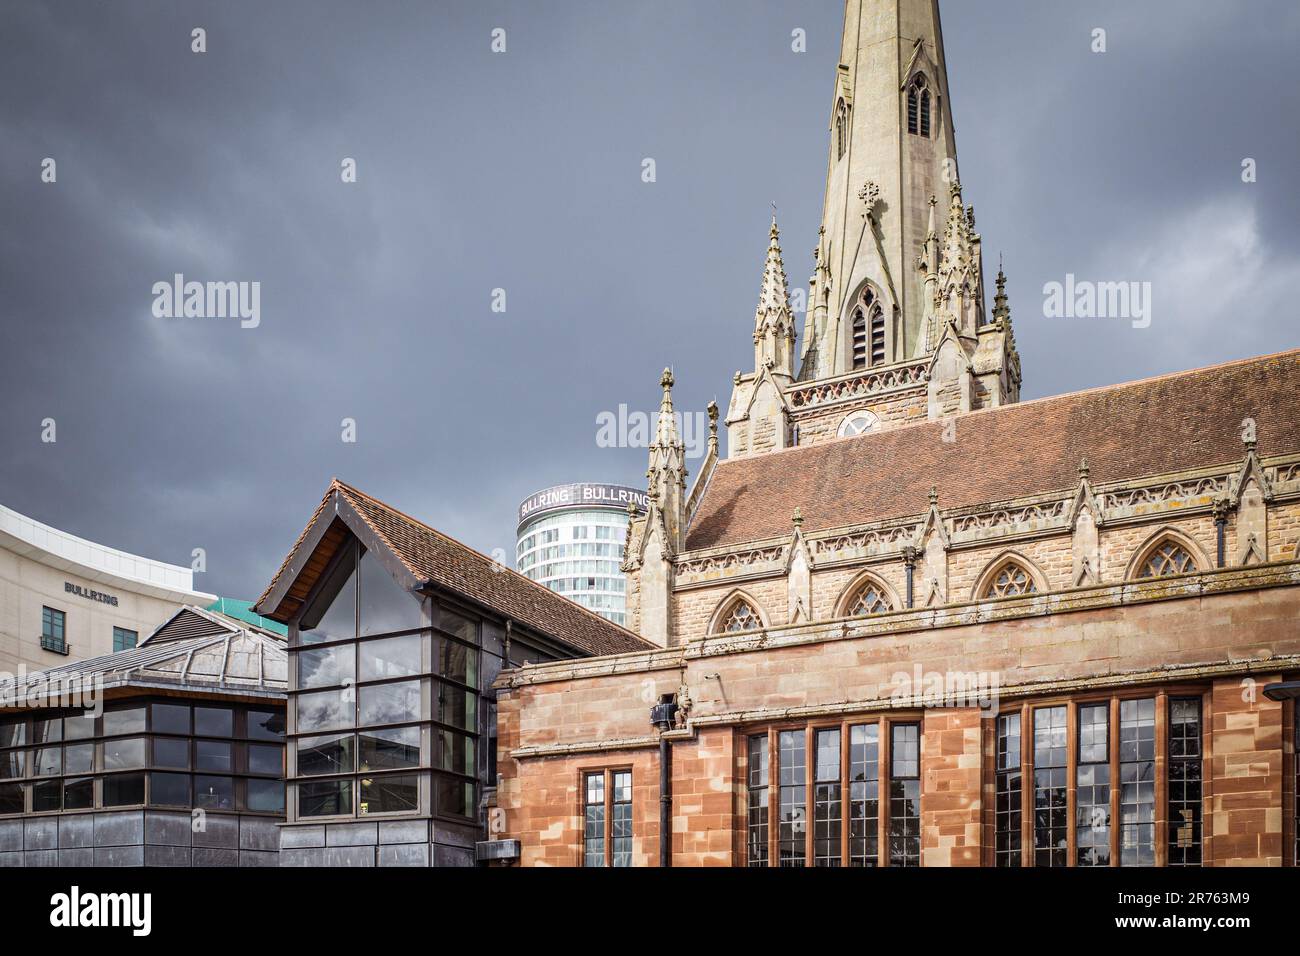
(1, 0, 1296, 601)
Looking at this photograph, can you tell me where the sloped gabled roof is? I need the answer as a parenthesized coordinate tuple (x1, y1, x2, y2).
(255, 480, 653, 658)
(687, 349, 1300, 551)
(0, 606, 287, 706)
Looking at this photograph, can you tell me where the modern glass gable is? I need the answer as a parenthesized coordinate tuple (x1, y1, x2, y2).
(288, 541, 480, 822)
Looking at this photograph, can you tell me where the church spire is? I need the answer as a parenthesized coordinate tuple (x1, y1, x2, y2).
(799, 0, 959, 380)
(753, 215, 796, 377)
(646, 368, 687, 550)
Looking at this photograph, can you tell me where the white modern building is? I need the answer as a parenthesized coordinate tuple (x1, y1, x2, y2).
(516, 484, 647, 627)
(0, 502, 216, 674)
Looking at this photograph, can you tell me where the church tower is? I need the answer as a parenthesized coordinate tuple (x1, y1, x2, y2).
(726, 0, 1021, 459)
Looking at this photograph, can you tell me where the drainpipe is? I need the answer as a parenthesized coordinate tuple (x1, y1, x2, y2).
(903, 546, 918, 608)
(650, 694, 679, 868)
(1212, 499, 1228, 568)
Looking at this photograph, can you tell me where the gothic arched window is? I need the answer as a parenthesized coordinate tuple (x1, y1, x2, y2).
(718, 598, 762, 634)
(846, 580, 892, 617)
(835, 99, 848, 161)
(907, 74, 931, 138)
(984, 562, 1038, 599)
(851, 287, 886, 370)
(1137, 540, 1198, 579)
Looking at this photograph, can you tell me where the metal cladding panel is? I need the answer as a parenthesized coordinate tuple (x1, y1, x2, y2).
(192, 814, 239, 848)
(378, 843, 429, 867)
(93, 844, 144, 866)
(326, 822, 378, 847)
(93, 811, 145, 847)
(144, 844, 192, 867)
(145, 811, 193, 846)
(239, 816, 280, 851)
(23, 818, 57, 850)
(58, 814, 94, 848)
(193, 847, 240, 867)
(279, 825, 326, 849)
(0, 820, 23, 852)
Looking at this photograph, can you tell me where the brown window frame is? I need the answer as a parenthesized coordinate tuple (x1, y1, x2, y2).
(985, 686, 1210, 867)
(580, 766, 633, 868)
(741, 714, 922, 867)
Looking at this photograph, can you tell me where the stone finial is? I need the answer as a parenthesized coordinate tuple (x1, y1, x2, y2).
(707, 400, 719, 428)
(626, 499, 640, 517)
(661, 367, 674, 392)
(733, 370, 742, 386)
(792, 507, 804, 528)
(1078, 457, 1090, 480)
(929, 485, 939, 507)
(858, 180, 881, 216)
(1241, 417, 1257, 452)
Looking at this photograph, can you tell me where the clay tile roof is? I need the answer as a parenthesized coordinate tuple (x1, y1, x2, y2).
(257, 481, 653, 658)
(686, 349, 1300, 551)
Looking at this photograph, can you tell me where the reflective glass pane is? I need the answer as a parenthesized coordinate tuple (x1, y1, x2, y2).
(63, 777, 92, 810)
(65, 742, 94, 774)
(151, 703, 190, 735)
(296, 690, 353, 733)
(32, 779, 61, 812)
(297, 733, 354, 776)
(194, 707, 233, 738)
(31, 719, 61, 744)
(150, 772, 190, 807)
(248, 744, 283, 776)
(194, 775, 234, 810)
(360, 726, 420, 772)
(0, 783, 22, 813)
(299, 779, 351, 817)
(103, 772, 144, 807)
(359, 549, 424, 637)
(298, 644, 355, 689)
(152, 737, 189, 769)
(246, 778, 284, 814)
(0, 751, 23, 779)
(247, 710, 284, 741)
(360, 635, 421, 682)
(436, 776, 473, 818)
(438, 610, 476, 645)
(64, 714, 95, 740)
(103, 706, 146, 736)
(360, 681, 421, 727)
(0, 720, 25, 748)
(33, 747, 61, 777)
(300, 561, 356, 645)
(103, 737, 146, 770)
(438, 685, 476, 732)
(195, 740, 232, 772)
(440, 638, 477, 687)
(360, 773, 420, 814)
(438, 730, 474, 777)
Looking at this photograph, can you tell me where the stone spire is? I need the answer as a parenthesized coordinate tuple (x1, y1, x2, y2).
(646, 368, 687, 551)
(754, 215, 796, 377)
(800, 0, 960, 379)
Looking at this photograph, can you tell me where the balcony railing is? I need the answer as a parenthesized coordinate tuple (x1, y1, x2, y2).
(40, 634, 69, 655)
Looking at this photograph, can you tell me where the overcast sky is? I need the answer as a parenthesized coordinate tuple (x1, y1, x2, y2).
(2, 0, 1297, 603)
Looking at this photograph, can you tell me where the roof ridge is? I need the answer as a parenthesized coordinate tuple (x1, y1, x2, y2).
(717, 347, 1300, 468)
(332, 480, 651, 645)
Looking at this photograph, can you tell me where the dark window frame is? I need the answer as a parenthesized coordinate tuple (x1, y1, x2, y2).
(581, 766, 633, 868)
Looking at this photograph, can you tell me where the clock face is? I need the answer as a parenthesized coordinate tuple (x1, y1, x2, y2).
(839, 410, 880, 438)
